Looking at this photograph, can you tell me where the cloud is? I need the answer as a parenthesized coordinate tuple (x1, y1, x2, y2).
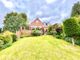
(40, 15, 62, 24)
(0, 0, 79, 26)
(62, 0, 66, 4)
(0, 0, 14, 9)
(36, 11, 43, 16)
(45, 0, 57, 4)
(41, 5, 48, 9)
(60, 12, 69, 21)
(41, 16, 57, 22)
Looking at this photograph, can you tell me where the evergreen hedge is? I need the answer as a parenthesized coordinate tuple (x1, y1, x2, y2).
(63, 17, 80, 37)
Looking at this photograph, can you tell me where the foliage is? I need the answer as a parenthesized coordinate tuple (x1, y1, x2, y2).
(0, 28, 2, 33)
(2, 35, 13, 49)
(47, 25, 53, 33)
(63, 37, 72, 45)
(56, 27, 62, 35)
(31, 30, 42, 36)
(3, 31, 13, 36)
(11, 34, 17, 42)
(63, 17, 80, 37)
(47, 24, 62, 36)
(64, 36, 80, 45)
(75, 37, 80, 45)
(47, 25, 56, 35)
(3, 31, 17, 42)
(20, 13, 27, 20)
(36, 28, 41, 30)
(0, 31, 17, 49)
(71, 2, 80, 17)
(63, 17, 80, 45)
(0, 34, 12, 49)
(3, 12, 27, 32)
(55, 34, 62, 39)
(0, 35, 4, 49)
(47, 31, 56, 35)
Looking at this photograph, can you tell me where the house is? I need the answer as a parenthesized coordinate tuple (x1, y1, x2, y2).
(29, 18, 48, 32)
(16, 18, 48, 38)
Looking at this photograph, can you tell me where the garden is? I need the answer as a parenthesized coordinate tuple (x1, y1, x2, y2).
(0, 1, 80, 60)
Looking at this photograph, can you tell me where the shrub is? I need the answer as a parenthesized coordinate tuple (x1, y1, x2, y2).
(31, 30, 42, 36)
(0, 31, 17, 50)
(11, 34, 17, 42)
(64, 37, 72, 43)
(0, 40, 4, 48)
(0, 35, 4, 49)
(0, 34, 13, 49)
(0, 28, 2, 33)
(74, 37, 80, 45)
(47, 25, 53, 33)
(3, 31, 13, 36)
(3, 31, 17, 42)
(47, 24, 62, 36)
(47, 31, 56, 35)
(2, 35, 13, 49)
(64, 36, 80, 45)
(56, 27, 62, 35)
(63, 17, 80, 45)
(47, 25, 55, 35)
(63, 17, 80, 37)
(36, 28, 41, 30)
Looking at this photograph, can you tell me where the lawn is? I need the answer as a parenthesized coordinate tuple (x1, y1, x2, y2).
(0, 35, 80, 60)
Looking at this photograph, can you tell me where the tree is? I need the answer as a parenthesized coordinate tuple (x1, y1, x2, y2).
(20, 13, 27, 20)
(71, 2, 80, 17)
(63, 17, 80, 45)
(47, 23, 62, 35)
(0, 28, 2, 33)
(56, 27, 62, 35)
(4, 12, 27, 32)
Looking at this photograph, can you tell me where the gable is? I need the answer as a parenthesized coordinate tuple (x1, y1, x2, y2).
(30, 18, 44, 27)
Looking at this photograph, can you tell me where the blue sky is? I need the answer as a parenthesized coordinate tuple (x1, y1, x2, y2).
(0, 0, 80, 28)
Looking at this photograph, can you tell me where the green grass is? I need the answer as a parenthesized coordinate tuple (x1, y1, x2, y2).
(0, 35, 80, 60)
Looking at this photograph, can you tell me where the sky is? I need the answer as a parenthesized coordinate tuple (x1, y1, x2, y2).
(0, 0, 80, 28)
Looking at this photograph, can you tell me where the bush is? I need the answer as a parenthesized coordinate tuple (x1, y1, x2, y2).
(2, 35, 13, 49)
(0, 40, 4, 48)
(0, 31, 17, 50)
(63, 17, 80, 45)
(63, 17, 80, 37)
(0, 28, 2, 33)
(0, 35, 4, 49)
(3, 31, 17, 42)
(64, 36, 80, 45)
(31, 30, 42, 36)
(73, 37, 80, 45)
(0, 34, 13, 49)
(64, 37, 72, 43)
(56, 27, 62, 35)
(55, 34, 62, 39)
(11, 34, 17, 42)
(47, 24, 62, 36)
(47, 31, 56, 35)
(47, 25, 56, 35)
(3, 31, 13, 36)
